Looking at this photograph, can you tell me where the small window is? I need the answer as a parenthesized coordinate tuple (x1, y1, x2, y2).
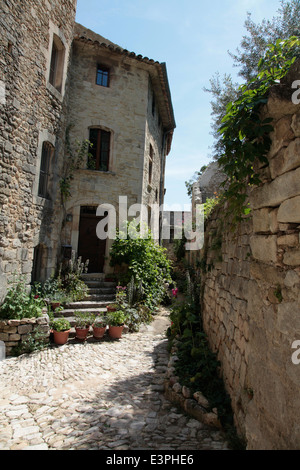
(49, 34, 65, 93)
(38, 141, 54, 199)
(88, 128, 111, 171)
(148, 144, 153, 185)
(152, 94, 155, 116)
(96, 65, 109, 87)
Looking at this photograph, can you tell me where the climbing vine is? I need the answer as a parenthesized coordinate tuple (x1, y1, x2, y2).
(218, 36, 300, 225)
(60, 124, 92, 202)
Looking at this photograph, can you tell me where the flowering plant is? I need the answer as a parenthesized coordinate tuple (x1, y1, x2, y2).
(172, 287, 178, 298)
(116, 286, 127, 306)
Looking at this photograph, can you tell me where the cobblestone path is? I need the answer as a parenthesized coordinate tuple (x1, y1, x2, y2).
(0, 308, 229, 450)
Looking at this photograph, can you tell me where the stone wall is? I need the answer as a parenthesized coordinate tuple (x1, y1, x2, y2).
(0, 0, 77, 299)
(198, 65, 300, 449)
(0, 312, 50, 356)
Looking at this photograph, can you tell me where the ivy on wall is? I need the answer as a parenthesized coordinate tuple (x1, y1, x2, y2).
(218, 36, 300, 226)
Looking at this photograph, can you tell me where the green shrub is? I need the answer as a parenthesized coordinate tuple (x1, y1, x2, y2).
(0, 277, 44, 320)
(106, 310, 127, 326)
(110, 222, 172, 309)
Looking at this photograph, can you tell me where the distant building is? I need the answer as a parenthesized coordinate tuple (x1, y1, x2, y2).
(193, 161, 226, 203)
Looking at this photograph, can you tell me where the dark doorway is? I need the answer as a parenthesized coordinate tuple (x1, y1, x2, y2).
(78, 206, 107, 273)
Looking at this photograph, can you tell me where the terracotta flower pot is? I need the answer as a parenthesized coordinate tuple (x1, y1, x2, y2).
(53, 329, 70, 345)
(51, 302, 61, 311)
(75, 326, 89, 341)
(108, 325, 124, 339)
(92, 325, 107, 339)
(107, 305, 117, 312)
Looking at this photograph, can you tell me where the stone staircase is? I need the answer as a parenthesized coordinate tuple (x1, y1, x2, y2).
(54, 273, 116, 336)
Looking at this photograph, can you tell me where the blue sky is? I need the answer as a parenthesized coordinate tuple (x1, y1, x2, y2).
(75, 0, 283, 208)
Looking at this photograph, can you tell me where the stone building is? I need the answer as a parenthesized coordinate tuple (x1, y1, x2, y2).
(0, 1, 175, 300)
(193, 161, 226, 204)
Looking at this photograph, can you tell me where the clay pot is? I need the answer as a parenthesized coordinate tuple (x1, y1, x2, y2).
(108, 325, 124, 339)
(75, 326, 89, 341)
(107, 305, 117, 312)
(92, 325, 107, 339)
(53, 329, 70, 345)
(51, 302, 61, 311)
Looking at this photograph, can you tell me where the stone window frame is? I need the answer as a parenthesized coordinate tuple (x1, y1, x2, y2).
(33, 130, 56, 206)
(38, 141, 55, 199)
(87, 126, 112, 172)
(45, 21, 70, 101)
(96, 64, 110, 87)
(148, 143, 154, 185)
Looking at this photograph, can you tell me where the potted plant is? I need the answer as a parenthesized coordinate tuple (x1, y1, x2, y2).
(51, 318, 71, 345)
(49, 291, 66, 311)
(107, 310, 127, 339)
(106, 303, 118, 313)
(74, 311, 93, 341)
(92, 316, 107, 339)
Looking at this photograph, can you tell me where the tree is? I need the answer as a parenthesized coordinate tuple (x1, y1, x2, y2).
(185, 165, 207, 200)
(205, 0, 300, 161)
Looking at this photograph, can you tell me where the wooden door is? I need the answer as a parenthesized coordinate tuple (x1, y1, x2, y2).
(78, 207, 107, 273)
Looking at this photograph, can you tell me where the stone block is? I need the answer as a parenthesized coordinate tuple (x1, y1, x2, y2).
(252, 208, 271, 233)
(277, 196, 300, 224)
(283, 249, 300, 266)
(269, 115, 294, 159)
(250, 235, 278, 263)
(182, 386, 191, 398)
(291, 112, 300, 137)
(270, 138, 300, 178)
(0, 333, 9, 341)
(250, 167, 300, 209)
(193, 391, 210, 409)
(18, 324, 33, 335)
(277, 302, 300, 335)
(277, 234, 299, 247)
(9, 334, 20, 341)
(284, 270, 300, 287)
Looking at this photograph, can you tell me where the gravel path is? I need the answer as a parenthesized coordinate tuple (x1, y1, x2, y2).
(0, 308, 229, 450)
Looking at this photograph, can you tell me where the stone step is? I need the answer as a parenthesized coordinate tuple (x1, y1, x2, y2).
(66, 300, 110, 309)
(81, 273, 105, 280)
(84, 280, 116, 288)
(58, 307, 108, 316)
(85, 287, 115, 294)
(87, 288, 115, 296)
(86, 294, 115, 301)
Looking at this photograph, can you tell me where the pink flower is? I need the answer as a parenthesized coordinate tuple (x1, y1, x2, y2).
(172, 287, 178, 298)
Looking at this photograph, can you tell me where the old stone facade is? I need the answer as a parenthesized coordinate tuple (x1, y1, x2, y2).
(192, 61, 300, 449)
(60, 24, 175, 274)
(0, 0, 77, 300)
(0, 1, 175, 298)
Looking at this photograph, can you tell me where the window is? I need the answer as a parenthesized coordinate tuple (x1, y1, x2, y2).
(49, 34, 65, 93)
(96, 65, 109, 87)
(152, 94, 155, 116)
(148, 144, 153, 185)
(38, 141, 54, 199)
(88, 128, 111, 171)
